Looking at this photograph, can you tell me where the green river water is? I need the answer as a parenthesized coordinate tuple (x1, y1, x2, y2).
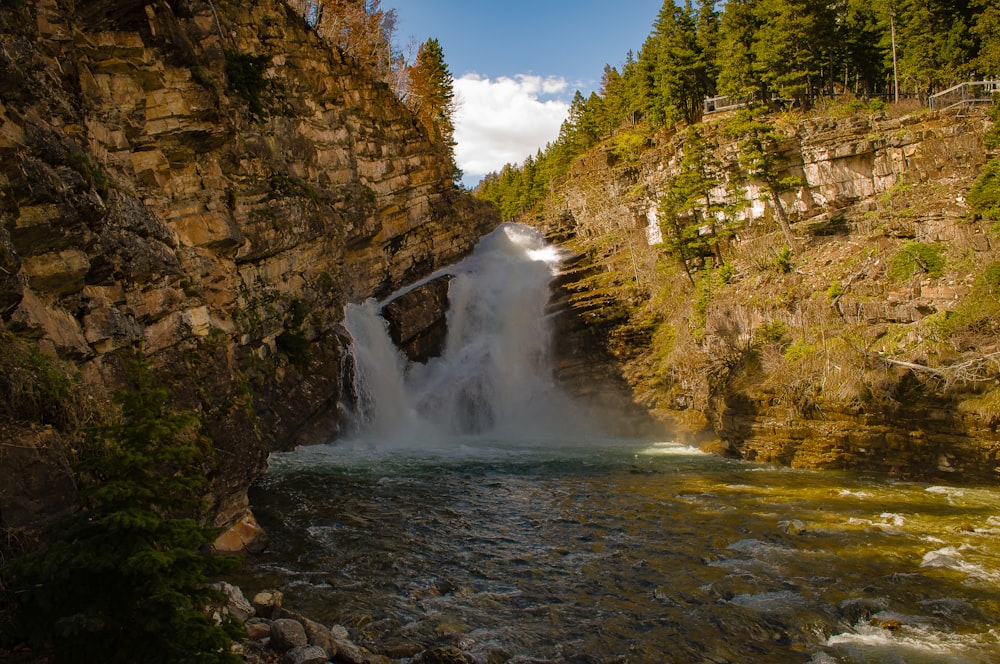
(234, 438, 1000, 663)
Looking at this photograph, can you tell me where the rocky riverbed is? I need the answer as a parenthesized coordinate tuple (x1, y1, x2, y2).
(216, 583, 486, 664)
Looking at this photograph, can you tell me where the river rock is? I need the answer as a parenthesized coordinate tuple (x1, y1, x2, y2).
(330, 638, 367, 664)
(283, 644, 330, 664)
(244, 618, 273, 640)
(211, 581, 255, 622)
(253, 589, 285, 618)
(271, 618, 309, 651)
(413, 646, 471, 664)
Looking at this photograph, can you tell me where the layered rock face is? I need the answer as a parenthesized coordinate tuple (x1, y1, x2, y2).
(0, 0, 497, 540)
(535, 109, 1000, 480)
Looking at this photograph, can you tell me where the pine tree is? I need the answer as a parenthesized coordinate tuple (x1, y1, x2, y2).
(408, 38, 460, 182)
(640, 0, 707, 127)
(716, 0, 765, 103)
(891, 0, 976, 97)
(968, 98, 1000, 228)
(752, 0, 834, 108)
(970, 0, 1000, 77)
(1, 363, 242, 664)
(696, 0, 721, 98)
(659, 127, 728, 283)
(723, 108, 800, 251)
(839, 0, 889, 97)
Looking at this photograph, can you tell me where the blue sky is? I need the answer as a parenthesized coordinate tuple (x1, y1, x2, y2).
(382, 1, 665, 185)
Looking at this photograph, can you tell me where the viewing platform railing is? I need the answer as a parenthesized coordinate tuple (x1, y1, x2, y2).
(703, 95, 747, 115)
(928, 81, 1000, 110)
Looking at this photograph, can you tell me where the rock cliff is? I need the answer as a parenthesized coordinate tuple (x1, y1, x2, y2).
(533, 107, 1000, 481)
(0, 0, 498, 545)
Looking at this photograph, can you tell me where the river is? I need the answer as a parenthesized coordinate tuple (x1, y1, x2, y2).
(235, 224, 1000, 663)
(238, 438, 1000, 663)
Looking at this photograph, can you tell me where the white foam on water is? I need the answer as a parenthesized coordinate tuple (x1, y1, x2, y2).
(639, 441, 707, 456)
(824, 615, 998, 664)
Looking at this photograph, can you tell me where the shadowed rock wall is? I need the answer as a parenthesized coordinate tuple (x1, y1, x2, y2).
(0, 0, 498, 543)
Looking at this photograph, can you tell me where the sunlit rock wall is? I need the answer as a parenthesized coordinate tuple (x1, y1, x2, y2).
(534, 109, 1000, 479)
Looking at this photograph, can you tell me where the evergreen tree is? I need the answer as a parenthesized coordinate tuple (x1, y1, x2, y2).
(716, 0, 765, 102)
(968, 98, 1000, 229)
(723, 107, 800, 251)
(696, 0, 721, 98)
(658, 127, 729, 283)
(408, 38, 460, 182)
(839, 0, 890, 97)
(971, 0, 1000, 77)
(1, 364, 242, 664)
(752, 0, 835, 108)
(891, 0, 976, 97)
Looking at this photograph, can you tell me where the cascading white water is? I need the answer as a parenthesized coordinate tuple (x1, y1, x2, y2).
(343, 223, 588, 443)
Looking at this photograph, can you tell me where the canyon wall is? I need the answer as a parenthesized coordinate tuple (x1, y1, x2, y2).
(0, 0, 498, 545)
(535, 107, 1000, 482)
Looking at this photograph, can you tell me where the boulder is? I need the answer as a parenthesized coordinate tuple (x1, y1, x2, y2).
(244, 618, 272, 640)
(211, 582, 255, 622)
(330, 638, 367, 664)
(271, 618, 309, 651)
(252, 589, 284, 618)
(284, 645, 330, 664)
(380, 274, 452, 363)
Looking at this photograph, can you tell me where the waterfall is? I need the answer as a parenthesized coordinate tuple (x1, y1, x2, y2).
(342, 223, 588, 444)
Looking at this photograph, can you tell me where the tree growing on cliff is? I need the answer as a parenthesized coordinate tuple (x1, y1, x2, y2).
(658, 126, 729, 284)
(408, 38, 461, 183)
(292, 0, 404, 94)
(1, 363, 242, 664)
(968, 97, 1000, 229)
(723, 107, 800, 251)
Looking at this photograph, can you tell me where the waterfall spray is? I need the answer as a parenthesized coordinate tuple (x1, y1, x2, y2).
(342, 223, 588, 444)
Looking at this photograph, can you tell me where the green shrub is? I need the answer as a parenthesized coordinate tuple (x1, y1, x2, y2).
(936, 261, 1000, 340)
(0, 333, 99, 430)
(868, 98, 886, 112)
(717, 261, 736, 284)
(784, 337, 817, 362)
(1, 363, 242, 663)
(612, 131, 649, 162)
(773, 245, 793, 274)
(757, 320, 788, 344)
(968, 158, 1000, 230)
(888, 241, 946, 280)
(827, 279, 844, 299)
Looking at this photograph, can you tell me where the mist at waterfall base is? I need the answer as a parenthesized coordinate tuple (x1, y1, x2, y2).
(342, 222, 606, 448)
(239, 224, 1000, 663)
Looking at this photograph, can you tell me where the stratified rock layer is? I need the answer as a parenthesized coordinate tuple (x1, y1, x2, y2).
(0, 0, 498, 540)
(537, 109, 1000, 481)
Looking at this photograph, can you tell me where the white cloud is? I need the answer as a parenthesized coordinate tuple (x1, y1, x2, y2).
(452, 74, 571, 185)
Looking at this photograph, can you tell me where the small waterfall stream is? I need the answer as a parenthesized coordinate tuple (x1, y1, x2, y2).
(343, 222, 590, 444)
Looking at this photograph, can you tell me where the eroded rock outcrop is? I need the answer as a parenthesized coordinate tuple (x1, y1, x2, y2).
(0, 0, 498, 543)
(534, 108, 1000, 480)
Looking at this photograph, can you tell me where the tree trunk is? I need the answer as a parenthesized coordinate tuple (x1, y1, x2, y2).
(767, 186, 797, 250)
